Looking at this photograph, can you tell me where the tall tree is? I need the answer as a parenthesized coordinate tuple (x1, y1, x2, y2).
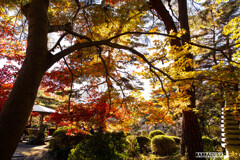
(149, 0, 204, 159)
(0, 0, 153, 158)
(190, 0, 240, 157)
(0, 1, 50, 159)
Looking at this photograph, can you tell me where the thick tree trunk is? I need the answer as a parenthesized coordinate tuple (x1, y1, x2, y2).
(178, 0, 204, 158)
(180, 115, 186, 155)
(151, 0, 204, 159)
(181, 85, 204, 160)
(0, 0, 50, 159)
(182, 110, 204, 160)
(150, 0, 181, 47)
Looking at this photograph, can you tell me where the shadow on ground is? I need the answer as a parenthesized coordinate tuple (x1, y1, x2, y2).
(12, 141, 51, 160)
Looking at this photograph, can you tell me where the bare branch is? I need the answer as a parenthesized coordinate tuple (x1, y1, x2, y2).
(83, 9, 94, 39)
(63, 57, 74, 114)
(167, 0, 178, 21)
(98, 47, 112, 109)
(59, 45, 73, 116)
(109, 75, 126, 98)
(77, 81, 107, 99)
(150, 66, 170, 110)
(72, 0, 81, 26)
(49, 32, 68, 52)
(64, 28, 92, 42)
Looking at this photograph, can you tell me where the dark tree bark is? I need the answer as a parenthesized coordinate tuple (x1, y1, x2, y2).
(178, 0, 204, 159)
(150, 0, 181, 47)
(150, 0, 204, 159)
(180, 115, 186, 155)
(0, 0, 50, 159)
(182, 110, 204, 160)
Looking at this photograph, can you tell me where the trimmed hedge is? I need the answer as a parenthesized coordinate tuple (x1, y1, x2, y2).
(170, 136, 181, 145)
(49, 128, 89, 160)
(140, 130, 148, 137)
(126, 135, 137, 144)
(68, 131, 127, 160)
(202, 136, 214, 152)
(126, 135, 140, 158)
(151, 135, 177, 156)
(149, 130, 165, 139)
(28, 125, 47, 145)
(136, 136, 151, 154)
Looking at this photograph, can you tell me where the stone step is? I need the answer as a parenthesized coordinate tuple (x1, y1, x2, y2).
(223, 116, 236, 120)
(224, 120, 239, 125)
(224, 134, 240, 139)
(224, 124, 239, 129)
(224, 128, 240, 134)
(225, 138, 240, 145)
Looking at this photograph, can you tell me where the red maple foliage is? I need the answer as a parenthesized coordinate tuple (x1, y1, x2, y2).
(0, 11, 25, 112)
(50, 94, 126, 132)
(0, 65, 18, 112)
(30, 111, 40, 117)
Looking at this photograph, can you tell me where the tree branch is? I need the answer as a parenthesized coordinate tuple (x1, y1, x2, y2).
(63, 57, 74, 114)
(150, 66, 170, 110)
(49, 32, 68, 52)
(150, 0, 180, 46)
(167, 0, 178, 21)
(108, 31, 233, 61)
(72, 0, 81, 23)
(105, 41, 176, 81)
(50, 30, 230, 68)
(48, 23, 72, 33)
(59, 44, 74, 117)
(108, 31, 226, 53)
(50, 40, 108, 66)
(110, 75, 126, 98)
(64, 29, 92, 42)
(49, 31, 236, 84)
(98, 47, 112, 110)
(77, 81, 106, 100)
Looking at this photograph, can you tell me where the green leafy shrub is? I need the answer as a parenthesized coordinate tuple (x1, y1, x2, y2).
(140, 130, 148, 137)
(126, 135, 140, 158)
(151, 135, 177, 156)
(68, 131, 127, 160)
(170, 136, 181, 145)
(49, 128, 70, 160)
(68, 138, 94, 160)
(28, 125, 47, 145)
(202, 136, 214, 152)
(136, 136, 151, 154)
(135, 130, 141, 136)
(149, 130, 165, 139)
(212, 137, 222, 151)
(49, 128, 89, 160)
(126, 135, 137, 144)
